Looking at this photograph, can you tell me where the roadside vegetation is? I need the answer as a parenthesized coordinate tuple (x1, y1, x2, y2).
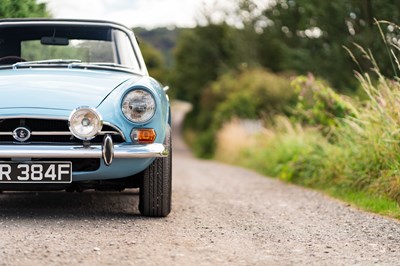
(167, 1, 400, 218)
(215, 71, 400, 219)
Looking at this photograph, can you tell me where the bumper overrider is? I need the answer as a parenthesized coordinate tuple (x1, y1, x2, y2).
(0, 135, 169, 166)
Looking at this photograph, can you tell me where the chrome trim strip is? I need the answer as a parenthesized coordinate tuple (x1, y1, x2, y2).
(0, 143, 168, 158)
(32, 132, 71, 136)
(103, 122, 126, 141)
(0, 115, 68, 120)
(98, 131, 120, 135)
(0, 131, 120, 136)
(0, 117, 126, 141)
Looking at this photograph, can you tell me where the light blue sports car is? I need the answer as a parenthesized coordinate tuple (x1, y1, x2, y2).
(0, 19, 172, 217)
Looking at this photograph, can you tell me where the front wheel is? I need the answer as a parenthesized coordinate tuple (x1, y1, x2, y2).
(139, 126, 172, 217)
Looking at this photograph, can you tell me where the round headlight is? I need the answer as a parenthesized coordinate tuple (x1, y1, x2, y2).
(68, 107, 103, 140)
(122, 89, 156, 123)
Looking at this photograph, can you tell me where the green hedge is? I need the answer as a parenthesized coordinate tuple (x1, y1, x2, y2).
(192, 67, 295, 157)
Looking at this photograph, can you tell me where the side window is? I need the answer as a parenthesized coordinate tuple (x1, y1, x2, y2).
(113, 30, 140, 71)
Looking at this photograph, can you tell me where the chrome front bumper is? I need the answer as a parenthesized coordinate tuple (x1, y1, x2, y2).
(0, 142, 168, 166)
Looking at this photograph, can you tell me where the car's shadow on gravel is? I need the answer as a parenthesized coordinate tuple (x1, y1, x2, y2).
(0, 190, 143, 220)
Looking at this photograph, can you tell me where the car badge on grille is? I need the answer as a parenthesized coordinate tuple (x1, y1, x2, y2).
(13, 127, 31, 142)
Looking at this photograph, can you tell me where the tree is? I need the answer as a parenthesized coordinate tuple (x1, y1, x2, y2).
(0, 0, 49, 18)
(257, 0, 400, 90)
(139, 40, 167, 83)
(134, 27, 180, 68)
(171, 23, 240, 111)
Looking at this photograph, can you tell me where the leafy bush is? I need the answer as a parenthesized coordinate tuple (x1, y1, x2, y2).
(203, 67, 294, 122)
(291, 74, 357, 131)
(222, 116, 329, 186)
(193, 67, 295, 157)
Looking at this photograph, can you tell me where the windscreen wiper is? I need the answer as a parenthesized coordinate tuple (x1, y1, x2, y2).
(69, 62, 131, 69)
(68, 62, 135, 73)
(13, 59, 81, 69)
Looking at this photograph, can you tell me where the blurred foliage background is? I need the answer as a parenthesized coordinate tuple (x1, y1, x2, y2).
(3, 0, 400, 217)
(0, 0, 48, 18)
(135, 0, 400, 216)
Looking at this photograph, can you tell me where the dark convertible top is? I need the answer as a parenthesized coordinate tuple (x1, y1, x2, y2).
(0, 18, 131, 30)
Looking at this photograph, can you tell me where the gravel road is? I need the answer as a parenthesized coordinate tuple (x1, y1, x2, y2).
(0, 103, 399, 266)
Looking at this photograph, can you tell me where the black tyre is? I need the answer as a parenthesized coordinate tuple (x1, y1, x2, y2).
(139, 126, 172, 217)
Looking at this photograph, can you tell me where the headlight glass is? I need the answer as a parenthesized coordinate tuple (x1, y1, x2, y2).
(69, 107, 103, 140)
(122, 89, 156, 123)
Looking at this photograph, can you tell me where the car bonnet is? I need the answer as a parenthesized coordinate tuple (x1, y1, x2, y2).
(0, 69, 140, 110)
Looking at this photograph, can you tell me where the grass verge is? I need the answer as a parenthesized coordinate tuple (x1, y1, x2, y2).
(327, 188, 400, 219)
(214, 117, 400, 220)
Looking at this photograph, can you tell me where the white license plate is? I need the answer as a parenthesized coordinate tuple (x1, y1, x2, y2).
(0, 162, 72, 183)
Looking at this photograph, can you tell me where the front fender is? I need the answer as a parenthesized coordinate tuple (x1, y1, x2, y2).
(96, 76, 170, 144)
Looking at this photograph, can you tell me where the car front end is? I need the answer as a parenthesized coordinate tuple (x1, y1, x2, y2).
(0, 19, 172, 216)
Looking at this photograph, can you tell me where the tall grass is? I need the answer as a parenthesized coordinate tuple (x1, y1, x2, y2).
(216, 113, 400, 218)
(336, 25, 400, 203)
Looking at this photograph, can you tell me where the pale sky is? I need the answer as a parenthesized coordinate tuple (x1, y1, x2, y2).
(39, 0, 236, 29)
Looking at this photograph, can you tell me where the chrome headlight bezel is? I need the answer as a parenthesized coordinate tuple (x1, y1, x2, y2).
(68, 106, 103, 141)
(121, 88, 156, 124)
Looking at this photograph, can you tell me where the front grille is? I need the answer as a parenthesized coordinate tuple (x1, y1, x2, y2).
(38, 158, 100, 172)
(0, 118, 125, 144)
(0, 158, 100, 172)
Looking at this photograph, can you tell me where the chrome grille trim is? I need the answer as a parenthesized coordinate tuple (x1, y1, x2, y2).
(0, 131, 121, 136)
(0, 115, 68, 120)
(0, 118, 126, 142)
(103, 122, 126, 141)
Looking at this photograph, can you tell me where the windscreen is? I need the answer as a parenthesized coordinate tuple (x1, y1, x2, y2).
(0, 24, 140, 70)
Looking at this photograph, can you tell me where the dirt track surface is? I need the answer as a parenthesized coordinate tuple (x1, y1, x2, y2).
(0, 103, 400, 266)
